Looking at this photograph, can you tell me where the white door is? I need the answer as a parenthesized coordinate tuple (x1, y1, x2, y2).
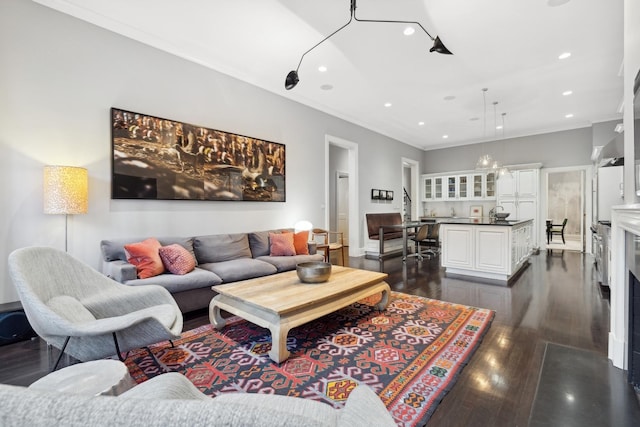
(337, 172, 349, 244)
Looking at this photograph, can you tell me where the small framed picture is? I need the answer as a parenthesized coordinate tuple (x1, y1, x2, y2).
(470, 205, 483, 218)
(379, 190, 387, 199)
(371, 189, 380, 199)
(386, 190, 394, 200)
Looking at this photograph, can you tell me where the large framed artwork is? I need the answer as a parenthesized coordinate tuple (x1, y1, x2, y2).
(111, 108, 286, 202)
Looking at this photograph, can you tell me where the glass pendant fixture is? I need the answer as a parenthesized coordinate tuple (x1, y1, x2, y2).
(475, 88, 494, 170)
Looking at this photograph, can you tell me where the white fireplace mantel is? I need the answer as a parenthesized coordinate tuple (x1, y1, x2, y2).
(609, 204, 640, 369)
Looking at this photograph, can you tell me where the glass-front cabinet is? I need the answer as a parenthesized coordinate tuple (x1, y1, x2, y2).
(434, 177, 443, 199)
(485, 172, 496, 198)
(459, 175, 469, 199)
(422, 171, 497, 202)
(472, 174, 484, 199)
(424, 177, 433, 200)
(446, 176, 457, 199)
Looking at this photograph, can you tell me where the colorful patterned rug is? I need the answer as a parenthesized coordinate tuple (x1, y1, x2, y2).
(124, 292, 494, 426)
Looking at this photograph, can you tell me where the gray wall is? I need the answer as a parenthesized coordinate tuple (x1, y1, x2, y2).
(422, 127, 594, 174)
(0, 0, 423, 303)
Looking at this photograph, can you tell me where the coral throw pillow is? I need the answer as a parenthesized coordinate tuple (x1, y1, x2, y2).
(159, 244, 196, 275)
(292, 231, 309, 255)
(269, 232, 296, 256)
(124, 238, 165, 279)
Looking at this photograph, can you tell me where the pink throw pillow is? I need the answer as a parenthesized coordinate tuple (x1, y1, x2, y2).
(124, 238, 165, 279)
(269, 232, 296, 256)
(159, 244, 196, 275)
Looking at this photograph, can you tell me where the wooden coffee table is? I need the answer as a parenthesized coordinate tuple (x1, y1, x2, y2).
(209, 266, 390, 363)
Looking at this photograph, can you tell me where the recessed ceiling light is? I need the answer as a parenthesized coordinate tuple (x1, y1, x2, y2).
(384, 102, 392, 108)
(403, 27, 415, 36)
(565, 113, 574, 118)
(442, 135, 449, 139)
(547, 0, 570, 7)
(558, 52, 571, 60)
(443, 95, 456, 101)
(562, 90, 573, 96)
(318, 65, 327, 72)
(320, 84, 333, 91)
(496, 125, 503, 130)
(418, 121, 425, 126)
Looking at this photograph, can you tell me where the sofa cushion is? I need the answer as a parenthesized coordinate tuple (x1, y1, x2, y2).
(194, 234, 252, 264)
(124, 238, 165, 279)
(159, 244, 196, 275)
(198, 258, 277, 283)
(124, 267, 222, 293)
(258, 254, 325, 273)
(269, 232, 296, 256)
(248, 231, 270, 258)
(101, 237, 196, 263)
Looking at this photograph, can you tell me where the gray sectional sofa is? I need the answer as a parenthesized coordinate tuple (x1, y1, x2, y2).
(101, 230, 324, 313)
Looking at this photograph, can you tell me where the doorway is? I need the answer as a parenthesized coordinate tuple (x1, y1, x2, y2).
(543, 167, 588, 252)
(326, 135, 359, 257)
(336, 171, 349, 244)
(401, 157, 420, 221)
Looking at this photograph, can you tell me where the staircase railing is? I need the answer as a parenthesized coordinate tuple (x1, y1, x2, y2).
(403, 187, 412, 222)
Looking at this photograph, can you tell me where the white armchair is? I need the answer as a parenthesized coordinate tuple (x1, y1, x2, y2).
(8, 247, 183, 369)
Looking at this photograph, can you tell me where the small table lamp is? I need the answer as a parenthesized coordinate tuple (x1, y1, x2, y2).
(43, 166, 88, 252)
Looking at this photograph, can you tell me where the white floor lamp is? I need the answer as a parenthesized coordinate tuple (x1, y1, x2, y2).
(43, 166, 88, 252)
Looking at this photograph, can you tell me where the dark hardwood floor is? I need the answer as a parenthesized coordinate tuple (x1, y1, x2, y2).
(1, 248, 638, 426)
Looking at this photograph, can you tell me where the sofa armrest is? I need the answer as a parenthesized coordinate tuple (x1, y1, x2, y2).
(338, 385, 395, 426)
(102, 260, 137, 283)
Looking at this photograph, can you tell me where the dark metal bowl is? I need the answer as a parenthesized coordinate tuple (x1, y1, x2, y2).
(296, 261, 332, 283)
(495, 212, 510, 219)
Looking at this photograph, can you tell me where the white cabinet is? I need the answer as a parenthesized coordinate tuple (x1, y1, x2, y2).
(423, 177, 434, 200)
(422, 171, 496, 202)
(434, 176, 444, 199)
(440, 221, 533, 283)
(444, 175, 471, 200)
(471, 173, 484, 199)
(458, 175, 470, 199)
(441, 226, 474, 269)
(485, 172, 496, 199)
(422, 176, 445, 200)
(446, 175, 457, 199)
(497, 166, 540, 248)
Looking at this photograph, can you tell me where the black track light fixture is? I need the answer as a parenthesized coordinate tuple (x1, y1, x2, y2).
(284, 0, 452, 90)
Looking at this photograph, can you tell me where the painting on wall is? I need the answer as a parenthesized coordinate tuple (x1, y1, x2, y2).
(110, 108, 286, 202)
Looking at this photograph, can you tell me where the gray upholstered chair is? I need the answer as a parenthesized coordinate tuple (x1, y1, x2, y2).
(8, 246, 183, 369)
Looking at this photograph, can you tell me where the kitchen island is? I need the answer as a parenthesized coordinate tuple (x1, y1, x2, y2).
(439, 218, 533, 285)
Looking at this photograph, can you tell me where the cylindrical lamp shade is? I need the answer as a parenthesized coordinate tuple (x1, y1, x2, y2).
(43, 166, 89, 214)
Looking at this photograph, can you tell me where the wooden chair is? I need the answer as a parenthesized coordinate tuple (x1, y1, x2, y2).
(312, 228, 345, 266)
(548, 218, 568, 244)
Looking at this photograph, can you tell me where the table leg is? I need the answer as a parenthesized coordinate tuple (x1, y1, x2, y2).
(268, 323, 291, 363)
(402, 226, 408, 261)
(375, 286, 391, 311)
(209, 298, 227, 329)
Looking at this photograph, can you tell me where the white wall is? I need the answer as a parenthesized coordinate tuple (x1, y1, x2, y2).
(422, 127, 594, 174)
(0, 0, 423, 303)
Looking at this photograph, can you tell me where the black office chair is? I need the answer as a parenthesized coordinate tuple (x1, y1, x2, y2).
(548, 218, 568, 244)
(410, 223, 440, 260)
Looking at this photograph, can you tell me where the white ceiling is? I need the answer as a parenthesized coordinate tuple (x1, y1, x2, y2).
(34, 0, 625, 150)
